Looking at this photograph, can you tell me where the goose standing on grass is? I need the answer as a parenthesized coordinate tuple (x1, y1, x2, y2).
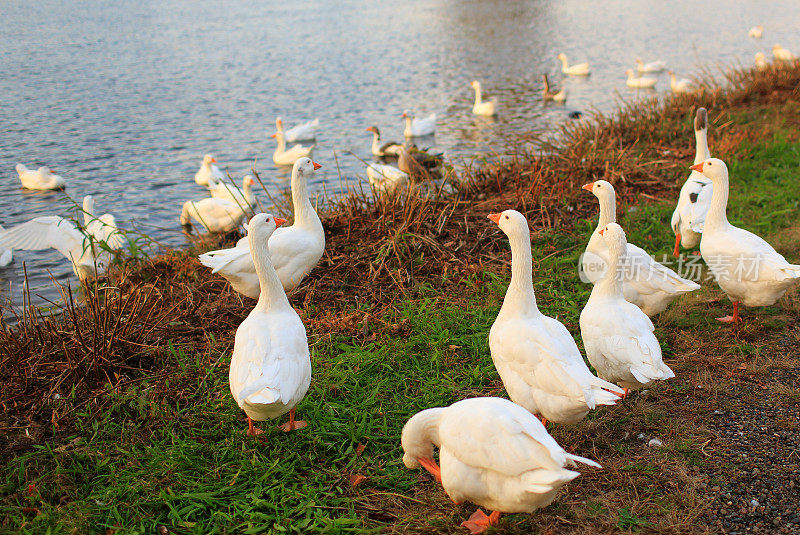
(0, 225, 12, 267)
(690, 158, 800, 322)
(0, 196, 124, 280)
(199, 158, 325, 297)
(542, 74, 566, 102)
(271, 130, 314, 166)
(748, 25, 763, 39)
(580, 223, 675, 397)
(636, 58, 666, 73)
(487, 210, 624, 425)
(582, 180, 700, 316)
(365, 126, 403, 157)
(668, 71, 694, 94)
(366, 163, 408, 193)
(556, 53, 590, 76)
(275, 117, 319, 142)
(625, 70, 657, 89)
(180, 197, 246, 234)
(194, 154, 224, 187)
(470, 80, 498, 116)
(772, 44, 796, 61)
(210, 175, 256, 210)
(671, 107, 713, 256)
(402, 110, 436, 137)
(229, 213, 311, 436)
(16, 164, 65, 191)
(402, 397, 601, 535)
(755, 52, 770, 70)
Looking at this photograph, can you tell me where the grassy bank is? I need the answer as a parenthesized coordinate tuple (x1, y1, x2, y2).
(2, 64, 800, 534)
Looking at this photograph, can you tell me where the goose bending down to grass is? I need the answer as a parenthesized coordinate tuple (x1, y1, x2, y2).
(582, 180, 700, 316)
(556, 53, 590, 76)
(402, 110, 436, 137)
(366, 163, 408, 193)
(542, 74, 566, 102)
(198, 158, 324, 297)
(772, 44, 796, 61)
(470, 80, 498, 116)
(668, 72, 694, 94)
(690, 158, 800, 323)
(487, 210, 624, 425)
(194, 154, 224, 187)
(671, 107, 713, 256)
(229, 213, 312, 436)
(365, 126, 403, 157)
(755, 52, 770, 70)
(180, 198, 246, 234)
(402, 397, 601, 534)
(625, 70, 657, 89)
(636, 58, 666, 73)
(580, 223, 675, 396)
(271, 130, 314, 166)
(210, 175, 257, 210)
(275, 117, 319, 142)
(748, 25, 763, 39)
(0, 196, 123, 280)
(16, 164, 65, 190)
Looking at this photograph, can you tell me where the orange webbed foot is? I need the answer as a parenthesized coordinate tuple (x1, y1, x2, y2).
(246, 417, 263, 436)
(417, 456, 442, 483)
(716, 315, 740, 323)
(279, 408, 307, 432)
(461, 510, 501, 534)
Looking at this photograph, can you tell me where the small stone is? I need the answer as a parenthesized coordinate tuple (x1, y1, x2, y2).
(751, 499, 760, 508)
(648, 438, 663, 448)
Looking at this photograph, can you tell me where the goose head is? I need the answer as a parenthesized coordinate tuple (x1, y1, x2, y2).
(202, 154, 217, 166)
(772, 44, 782, 52)
(39, 166, 53, 176)
(83, 195, 95, 214)
(247, 213, 286, 244)
(470, 80, 481, 91)
(275, 117, 284, 131)
(557, 53, 567, 61)
(694, 107, 707, 131)
(582, 179, 615, 202)
(625, 69, 635, 78)
(242, 175, 256, 188)
(401, 408, 443, 470)
(689, 157, 727, 183)
(365, 126, 380, 136)
(292, 157, 322, 180)
(487, 209, 529, 238)
(401, 110, 413, 119)
(599, 222, 627, 256)
(270, 130, 284, 142)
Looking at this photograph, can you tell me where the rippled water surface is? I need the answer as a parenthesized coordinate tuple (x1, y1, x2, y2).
(1, 0, 798, 310)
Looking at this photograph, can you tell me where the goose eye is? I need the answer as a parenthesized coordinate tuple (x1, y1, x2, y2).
(505, 215, 509, 220)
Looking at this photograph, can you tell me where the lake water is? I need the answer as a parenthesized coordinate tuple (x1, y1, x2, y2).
(1, 0, 798, 311)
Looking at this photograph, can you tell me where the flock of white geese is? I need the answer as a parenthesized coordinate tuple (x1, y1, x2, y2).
(1, 27, 799, 534)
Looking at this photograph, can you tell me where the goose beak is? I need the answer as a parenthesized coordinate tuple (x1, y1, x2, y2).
(270, 133, 277, 138)
(365, 127, 372, 132)
(401, 112, 408, 118)
(210, 158, 217, 163)
(274, 217, 287, 227)
(581, 183, 594, 191)
(487, 213, 502, 224)
(312, 161, 322, 170)
(689, 162, 704, 172)
(599, 228, 606, 236)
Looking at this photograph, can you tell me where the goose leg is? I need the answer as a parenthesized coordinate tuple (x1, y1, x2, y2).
(247, 417, 263, 436)
(417, 457, 442, 483)
(673, 234, 681, 257)
(279, 408, 308, 432)
(717, 301, 741, 323)
(622, 388, 630, 399)
(461, 510, 502, 534)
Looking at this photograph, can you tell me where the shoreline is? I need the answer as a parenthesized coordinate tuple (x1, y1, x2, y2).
(2, 62, 800, 533)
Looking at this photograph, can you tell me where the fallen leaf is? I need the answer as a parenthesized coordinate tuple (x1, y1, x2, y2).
(349, 474, 367, 487)
(355, 443, 366, 456)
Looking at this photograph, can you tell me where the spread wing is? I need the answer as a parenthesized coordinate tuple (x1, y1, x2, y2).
(0, 217, 86, 259)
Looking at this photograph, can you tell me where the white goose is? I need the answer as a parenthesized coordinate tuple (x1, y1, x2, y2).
(625, 70, 657, 89)
(271, 130, 314, 166)
(276, 117, 319, 142)
(365, 126, 403, 157)
(691, 158, 800, 322)
(668, 72, 694, 94)
(582, 180, 700, 316)
(748, 25, 763, 39)
(402, 110, 436, 137)
(229, 212, 312, 435)
(580, 223, 675, 396)
(16, 164, 65, 191)
(402, 397, 601, 535)
(0, 196, 123, 280)
(636, 58, 666, 73)
(671, 107, 713, 256)
(366, 163, 408, 193)
(180, 198, 246, 234)
(194, 154, 224, 187)
(198, 158, 325, 297)
(470, 80, 498, 116)
(488, 210, 624, 425)
(210, 175, 257, 210)
(772, 44, 796, 61)
(556, 53, 590, 76)
(755, 52, 770, 70)
(542, 74, 567, 102)
(0, 225, 12, 267)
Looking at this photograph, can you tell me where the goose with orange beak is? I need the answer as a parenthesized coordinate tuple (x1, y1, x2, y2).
(194, 154, 224, 187)
(199, 158, 325, 296)
(229, 212, 311, 436)
(271, 120, 315, 166)
(690, 157, 800, 323)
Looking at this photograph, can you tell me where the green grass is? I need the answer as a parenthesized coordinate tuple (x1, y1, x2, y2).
(3, 117, 800, 534)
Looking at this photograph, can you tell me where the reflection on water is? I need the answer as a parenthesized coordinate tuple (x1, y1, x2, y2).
(1, 0, 798, 311)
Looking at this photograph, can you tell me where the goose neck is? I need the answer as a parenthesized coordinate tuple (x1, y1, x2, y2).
(473, 85, 483, 105)
(402, 408, 443, 456)
(290, 171, 318, 228)
(595, 242, 624, 296)
(704, 172, 730, 230)
(251, 232, 291, 313)
(595, 194, 616, 231)
(500, 230, 541, 317)
(275, 134, 286, 153)
(694, 128, 710, 164)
